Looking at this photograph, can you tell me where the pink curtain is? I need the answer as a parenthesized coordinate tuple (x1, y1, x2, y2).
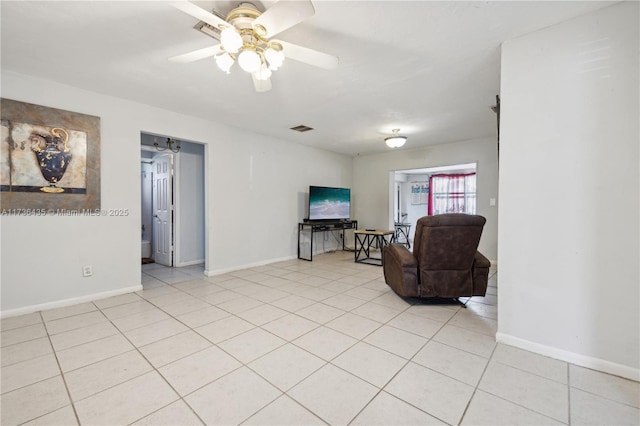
(428, 173, 476, 215)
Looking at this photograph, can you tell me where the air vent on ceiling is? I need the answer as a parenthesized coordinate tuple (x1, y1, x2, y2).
(194, 20, 222, 40)
(290, 125, 314, 132)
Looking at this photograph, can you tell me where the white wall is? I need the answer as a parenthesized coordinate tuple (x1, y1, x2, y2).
(0, 71, 352, 315)
(498, 2, 639, 380)
(353, 137, 499, 262)
(175, 142, 205, 266)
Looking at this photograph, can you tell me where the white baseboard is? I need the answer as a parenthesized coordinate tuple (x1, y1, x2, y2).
(205, 255, 297, 277)
(496, 332, 639, 382)
(0, 284, 143, 319)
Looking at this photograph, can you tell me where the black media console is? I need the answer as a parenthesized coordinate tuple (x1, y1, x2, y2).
(298, 220, 358, 261)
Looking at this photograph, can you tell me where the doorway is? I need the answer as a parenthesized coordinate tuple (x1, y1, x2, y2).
(140, 132, 206, 269)
(391, 162, 477, 246)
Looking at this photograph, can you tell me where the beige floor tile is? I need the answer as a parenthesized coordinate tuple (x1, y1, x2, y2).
(175, 305, 230, 328)
(351, 302, 403, 323)
(325, 312, 381, 339)
(432, 324, 496, 358)
(464, 300, 498, 320)
(342, 286, 385, 301)
(123, 318, 189, 347)
(138, 330, 212, 368)
(1, 312, 42, 331)
(319, 281, 357, 293)
(293, 326, 357, 361)
(0, 375, 70, 425)
(405, 304, 459, 322)
(133, 400, 203, 425)
(194, 315, 255, 344)
(93, 292, 143, 310)
(321, 294, 367, 311)
(185, 367, 281, 425)
(216, 296, 265, 314)
(448, 309, 498, 337)
(570, 387, 640, 425)
(385, 362, 475, 425)
(100, 300, 157, 320)
(200, 289, 244, 305)
(493, 343, 568, 384)
(296, 303, 345, 324)
(41, 302, 97, 322)
(570, 364, 640, 408)
(181, 282, 226, 297)
(371, 292, 414, 310)
(249, 343, 325, 391)
(386, 311, 444, 339)
(1, 323, 48, 347)
(56, 334, 134, 372)
(158, 346, 241, 396)
(136, 285, 181, 300)
(1, 353, 60, 394)
(412, 340, 489, 386)
(44, 311, 107, 335)
(23, 404, 78, 425)
(243, 395, 326, 425)
(461, 390, 563, 425)
(333, 342, 407, 387)
(218, 328, 286, 363)
(49, 321, 119, 351)
(352, 391, 445, 425)
(479, 361, 568, 423)
(269, 295, 316, 312)
(63, 350, 153, 401)
(236, 304, 288, 326)
(261, 313, 319, 341)
(288, 364, 378, 425)
(1, 336, 52, 367)
(145, 291, 197, 307)
(363, 325, 428, 359)
(159, 298, 212, 317)
(110, 308, 171, 332)
(74, 371, 178, 425)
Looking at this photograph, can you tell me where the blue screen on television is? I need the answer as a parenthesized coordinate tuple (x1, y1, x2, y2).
(308, 186, 351, 220)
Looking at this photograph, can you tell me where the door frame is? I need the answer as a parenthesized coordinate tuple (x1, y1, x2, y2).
(140, 135, 209, 273)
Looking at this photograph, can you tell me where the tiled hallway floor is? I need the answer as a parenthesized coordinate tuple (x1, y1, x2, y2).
(1, 252, 638, 425)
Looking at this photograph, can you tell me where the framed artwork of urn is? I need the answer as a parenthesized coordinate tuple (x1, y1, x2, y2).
(1, 98, 101, 212)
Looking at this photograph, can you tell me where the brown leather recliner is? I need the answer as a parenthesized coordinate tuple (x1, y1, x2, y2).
(382, 214, 490, 300)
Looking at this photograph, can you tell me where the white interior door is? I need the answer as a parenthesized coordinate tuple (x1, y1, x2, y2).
(153, 154, 173, 266)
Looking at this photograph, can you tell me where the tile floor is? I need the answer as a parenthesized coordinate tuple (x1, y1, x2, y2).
(1, 251, 639, 425)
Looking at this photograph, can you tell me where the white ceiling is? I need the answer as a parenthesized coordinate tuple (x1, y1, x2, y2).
(1, 1, 613, 156)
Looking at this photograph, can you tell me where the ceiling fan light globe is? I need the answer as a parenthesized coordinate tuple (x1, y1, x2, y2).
(238, 49, 262, 73)
(254, 64, 272, 81)
(220, 27, 243, 53)
(265, 46, 285, 69)
(215, 52, 235, 73)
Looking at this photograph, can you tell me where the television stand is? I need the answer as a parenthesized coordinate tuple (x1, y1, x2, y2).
(298, 220, 358, 261)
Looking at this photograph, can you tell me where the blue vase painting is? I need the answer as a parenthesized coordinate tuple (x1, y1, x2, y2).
(31, 128, 72, 193)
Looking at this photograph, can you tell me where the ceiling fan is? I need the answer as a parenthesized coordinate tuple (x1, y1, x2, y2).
(170, 0, 339, 92)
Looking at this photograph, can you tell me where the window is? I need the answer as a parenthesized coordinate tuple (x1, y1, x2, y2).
(428, 173, 476, 215)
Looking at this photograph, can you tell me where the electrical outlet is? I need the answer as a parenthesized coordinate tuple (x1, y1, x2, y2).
(82, 265, 93, 277)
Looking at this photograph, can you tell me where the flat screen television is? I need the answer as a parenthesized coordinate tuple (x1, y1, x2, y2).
(308, 186, 351, 221)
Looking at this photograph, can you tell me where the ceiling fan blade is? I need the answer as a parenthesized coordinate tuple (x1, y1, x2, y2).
(252, 75, 272, 93)
(276, 40, 339, 70)
(253, 0, 315, 39)
(169, 45, 223, 63)
(172, 1, 229, 30)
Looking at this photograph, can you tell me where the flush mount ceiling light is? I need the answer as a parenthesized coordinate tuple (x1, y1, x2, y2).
(170, 1, 339, 93)
(385, 129, 407, 148)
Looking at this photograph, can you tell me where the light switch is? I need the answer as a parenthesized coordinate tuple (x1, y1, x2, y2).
(489, 198, 497, 207)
